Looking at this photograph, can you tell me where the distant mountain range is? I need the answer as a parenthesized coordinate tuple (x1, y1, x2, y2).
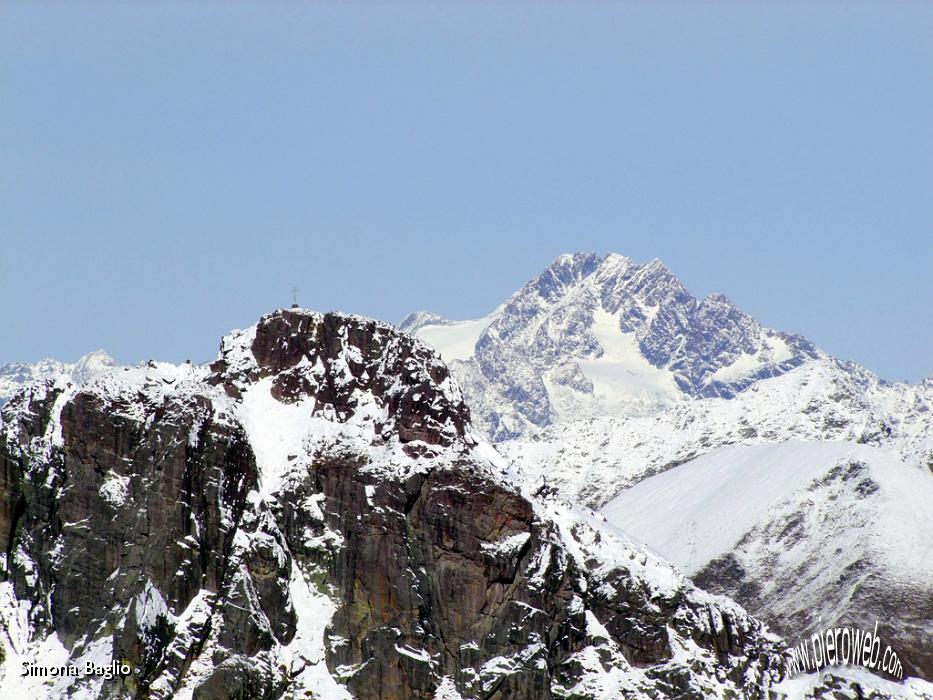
(401, 252, 929, 443)
(0, 350, 116, 406)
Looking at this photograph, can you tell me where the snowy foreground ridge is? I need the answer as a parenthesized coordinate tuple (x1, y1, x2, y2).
(1, 307, 830, 699)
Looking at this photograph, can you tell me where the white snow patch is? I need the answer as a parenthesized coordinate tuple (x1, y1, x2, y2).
(394, 644, 435, 665)
(707, 335, 794, 385)
(774, 667, 933, 699)
(235, 377, 319, 497)
(135, 579, 171, 631)
(414, 315, 497, 362)
(551, 307, 681, 419)
(279, 564, 352, 699)
(99, 472, 130, 507)
(602, 440, 933, 579)
(480, 532, 530, 557)
(433, 676, 466, 699)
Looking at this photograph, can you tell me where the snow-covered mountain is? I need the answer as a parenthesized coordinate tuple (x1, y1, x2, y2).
(401, 252, 821, 441)
(403, 252, 933, 684)
(500, 359, 933, 507)
(3, 253, 930, 695)
(603, 441, 933, 678)
(0, 350, 116, 406)
(0, 308, 794, 699)
(498, 362, 933, 681)
(403, 251, 932, 501)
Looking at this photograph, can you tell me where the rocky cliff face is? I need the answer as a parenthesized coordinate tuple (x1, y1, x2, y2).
(0, 309, 788, 699)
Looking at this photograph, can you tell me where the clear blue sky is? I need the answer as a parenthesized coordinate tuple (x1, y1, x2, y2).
(2, 2, 931, 381)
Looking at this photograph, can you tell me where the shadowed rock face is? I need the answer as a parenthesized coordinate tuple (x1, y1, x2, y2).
(280, 453, 784, 700)
(0, 382, 286, 696)
(0, 309, 787, 699)
(284, 458, 560, 700)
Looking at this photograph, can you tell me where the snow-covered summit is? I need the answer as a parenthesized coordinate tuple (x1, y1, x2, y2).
(403, 252, 820, 439)
(70, 349, 117, 384)
(0, 350, 117, 406)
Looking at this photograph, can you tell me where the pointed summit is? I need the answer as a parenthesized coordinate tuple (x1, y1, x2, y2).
(71, 350, 117, 383)
(404, 252, 819, 439)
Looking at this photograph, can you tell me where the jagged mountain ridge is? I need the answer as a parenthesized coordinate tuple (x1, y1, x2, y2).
(500, 367, 933, 682)
(0, 350, 117, 406)
(2, 257, 930, 696)
(501, 358, 933, 508)
(401, 252, 821, 441)
(403, 251, 932, 508)
(0, 308, 789, 699)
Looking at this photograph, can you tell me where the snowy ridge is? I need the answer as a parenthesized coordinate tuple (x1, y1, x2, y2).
(0, 350, 117, 407)
(501, 358, 933, 508)
(603, 441, 933, 578)
(775, 668, 933, 699)
(399, 309, 503, 364)
(602, 440, 933, 684)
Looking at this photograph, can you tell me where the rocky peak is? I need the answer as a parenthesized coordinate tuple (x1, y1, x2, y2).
(70, 350, 117, 384)
(524, 251, 603, 305)
(408, 253, 821, 440)
(600, 255, 688, 310)
(0, 308, 791, 699)
(207, 308, 472, 452)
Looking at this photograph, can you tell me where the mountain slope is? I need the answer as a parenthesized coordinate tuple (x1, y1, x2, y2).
(500, 359, 933, 507)
(602, 441, 933, 679)
(0, 308, 788, 699)
(404, 252, 933, 691)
